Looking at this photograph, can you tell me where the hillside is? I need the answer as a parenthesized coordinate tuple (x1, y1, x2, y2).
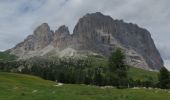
(0, 72, 169, 100)
(128, 67, 158, 83)
(85, 56, 159, 83)
(0, 55, 159, 84)
(0, 51, 17, 61)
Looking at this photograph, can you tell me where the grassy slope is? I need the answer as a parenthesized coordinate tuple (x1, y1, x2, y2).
(0, 52, 17, 61)
(0, 53, 159, 82)
(90, 56, 159, 82)
(128, 67, 159, 82)
(0, 72, 170, 100)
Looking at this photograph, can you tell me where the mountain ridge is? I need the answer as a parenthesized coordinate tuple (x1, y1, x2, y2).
(9, 12, 164, 70)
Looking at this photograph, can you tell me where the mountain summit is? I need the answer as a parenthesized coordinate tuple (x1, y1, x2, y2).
(9, 12, 164, 70)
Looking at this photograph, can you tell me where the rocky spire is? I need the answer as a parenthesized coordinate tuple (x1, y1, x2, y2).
(56, 25, 70, 34)
(54, 25, 70, 40)
(55, 25, 70, 37)
(20, 23, 54, 51)
(34, 23, 51, 36)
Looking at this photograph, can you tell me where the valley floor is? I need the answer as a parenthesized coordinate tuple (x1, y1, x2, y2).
(0, 72, 170, 100)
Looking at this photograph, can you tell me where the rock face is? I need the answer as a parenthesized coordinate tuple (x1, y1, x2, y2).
(9, 12, 164, 70)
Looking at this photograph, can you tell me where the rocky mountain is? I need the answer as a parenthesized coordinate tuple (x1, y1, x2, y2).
(9, 12, 164, 70)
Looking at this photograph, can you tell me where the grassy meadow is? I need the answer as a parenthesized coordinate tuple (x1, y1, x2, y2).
(0, 72, 170, 100)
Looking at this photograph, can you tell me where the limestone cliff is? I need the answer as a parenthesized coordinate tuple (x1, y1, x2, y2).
(9, 12, 164, 70)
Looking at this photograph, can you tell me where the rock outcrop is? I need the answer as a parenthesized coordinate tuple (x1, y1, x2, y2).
(9, 12, 164, 70)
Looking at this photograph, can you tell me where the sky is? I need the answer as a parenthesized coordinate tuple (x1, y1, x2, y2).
(0, 0, 170, 69)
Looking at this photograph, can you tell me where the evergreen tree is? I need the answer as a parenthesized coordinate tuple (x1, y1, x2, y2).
(93, 68, 103, 86)
(108, 48, 128, 88)
(159, 67, 170, 89)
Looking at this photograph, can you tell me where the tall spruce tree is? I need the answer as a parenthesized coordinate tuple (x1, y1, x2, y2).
(159, 67, 170, 89)
(108, 48, 128, 88)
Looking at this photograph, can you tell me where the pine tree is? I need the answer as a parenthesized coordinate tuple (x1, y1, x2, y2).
(108, 48, 128, 88)
(159, 67, 170, 89)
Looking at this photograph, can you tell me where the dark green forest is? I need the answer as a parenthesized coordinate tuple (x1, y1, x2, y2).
(0, 49, 170, 89)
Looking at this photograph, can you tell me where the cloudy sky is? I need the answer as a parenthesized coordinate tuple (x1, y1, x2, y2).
(0, 0, 170, 69)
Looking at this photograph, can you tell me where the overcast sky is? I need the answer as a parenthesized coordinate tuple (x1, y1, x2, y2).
(0, 0, 170, 69)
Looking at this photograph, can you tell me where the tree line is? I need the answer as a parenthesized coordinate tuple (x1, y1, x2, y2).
(0, 49, 170, 89)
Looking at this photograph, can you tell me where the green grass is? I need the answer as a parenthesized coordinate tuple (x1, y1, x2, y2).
(128, 67, 159, 82)
(0, 72, 170, 100)
(90, 56, 159, 83)
(0, 51, 17, 61)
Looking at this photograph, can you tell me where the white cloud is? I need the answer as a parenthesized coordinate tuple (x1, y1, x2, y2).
(0, 0, 170, 69)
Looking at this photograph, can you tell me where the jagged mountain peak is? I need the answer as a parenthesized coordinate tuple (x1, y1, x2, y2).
(73, 12, 115, 34)
(84, 12, 113, 20)
(56, 25, 70, 35)
(9, 12, 164, 70)
(34, 23, 51, 36)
